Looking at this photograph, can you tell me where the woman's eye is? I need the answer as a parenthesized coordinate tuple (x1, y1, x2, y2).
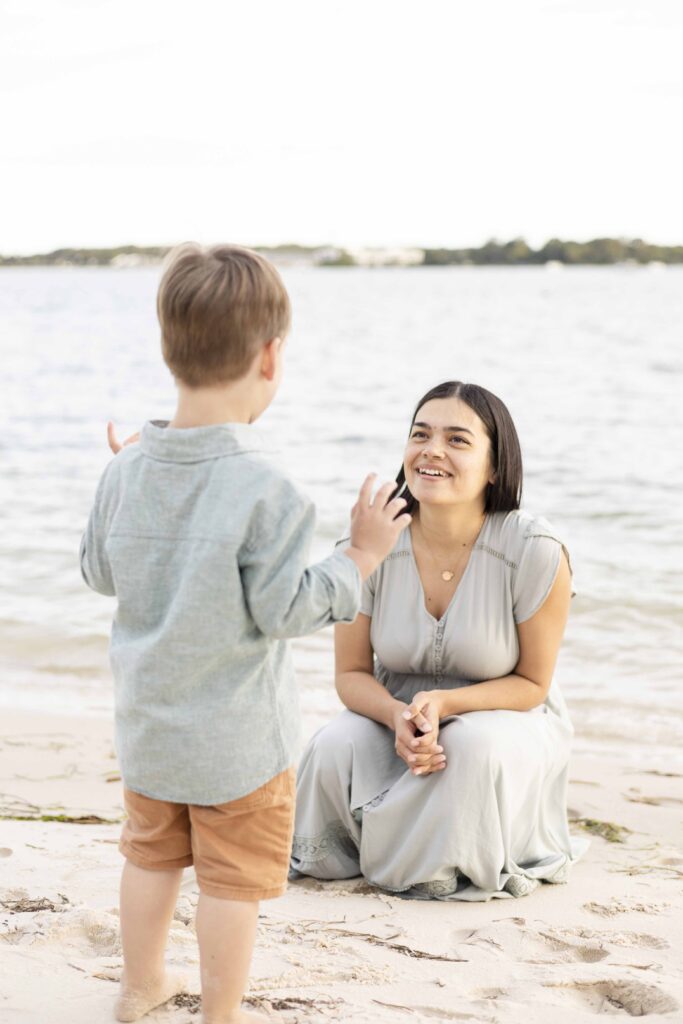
(411, 431, 427, 439)
(449, 436, 468, 445)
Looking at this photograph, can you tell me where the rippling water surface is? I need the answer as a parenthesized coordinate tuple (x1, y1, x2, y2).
(2, 266, 682, 763)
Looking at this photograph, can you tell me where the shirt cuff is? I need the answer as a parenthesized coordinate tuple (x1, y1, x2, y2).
(317, 548, 363, 623)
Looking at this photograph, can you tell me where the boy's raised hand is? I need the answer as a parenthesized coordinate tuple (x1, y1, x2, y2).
(107, 421, 140, 455)
(344, 474, 412, 579)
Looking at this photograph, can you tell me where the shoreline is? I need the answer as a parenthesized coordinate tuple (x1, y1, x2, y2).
(1, 708, 682, 1023)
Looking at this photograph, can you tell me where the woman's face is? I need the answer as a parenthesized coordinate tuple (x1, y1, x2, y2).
(403, 397, 495, 510)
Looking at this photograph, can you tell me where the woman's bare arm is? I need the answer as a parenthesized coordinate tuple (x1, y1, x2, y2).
(334, 616, 404, 728)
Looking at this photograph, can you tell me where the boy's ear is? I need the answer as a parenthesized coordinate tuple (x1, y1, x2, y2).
(260, 337, 282, 381)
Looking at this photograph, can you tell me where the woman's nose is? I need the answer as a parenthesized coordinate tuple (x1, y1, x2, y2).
(424, 440, 445, 458)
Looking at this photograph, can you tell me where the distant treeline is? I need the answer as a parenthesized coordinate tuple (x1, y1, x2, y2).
(422, 238, 683, 265)
(0, 246, 169, 266)
(0, 244, 320, 267)
(2, 238, 683, 267)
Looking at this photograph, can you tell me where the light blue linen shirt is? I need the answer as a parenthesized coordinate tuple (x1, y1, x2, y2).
(80, 420, 361, 805)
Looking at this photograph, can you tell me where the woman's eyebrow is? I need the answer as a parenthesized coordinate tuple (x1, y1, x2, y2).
(413, 421, 474, 435)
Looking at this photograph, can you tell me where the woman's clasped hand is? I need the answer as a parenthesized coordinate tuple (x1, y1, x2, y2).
(394, 692, 446, 776)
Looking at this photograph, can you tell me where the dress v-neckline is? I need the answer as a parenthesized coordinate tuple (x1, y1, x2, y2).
(406, 516, 488, 624)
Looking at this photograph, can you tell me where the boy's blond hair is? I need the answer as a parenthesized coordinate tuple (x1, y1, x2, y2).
(157, 243, 291, 387)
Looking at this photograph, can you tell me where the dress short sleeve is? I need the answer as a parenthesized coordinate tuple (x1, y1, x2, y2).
(358, 571, 375, 617)
(334, 537, 375, 617)
(512, 521, 572, 624)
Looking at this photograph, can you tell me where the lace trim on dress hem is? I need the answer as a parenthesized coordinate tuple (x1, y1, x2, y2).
(502, 874, 539, 897)
(410, 874, 460, 897)
(291, 820, 359, 863)
(292, 823, 570, 898)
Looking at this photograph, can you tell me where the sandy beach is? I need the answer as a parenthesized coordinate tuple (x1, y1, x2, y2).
(1, 707, 682, 1024)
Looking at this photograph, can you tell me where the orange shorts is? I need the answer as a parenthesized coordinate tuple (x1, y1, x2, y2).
(119, 768, 296, 901)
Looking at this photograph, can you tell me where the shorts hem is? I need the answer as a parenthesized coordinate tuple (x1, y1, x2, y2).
(120, 843, 194, 871)
(197, 880, 288, 901)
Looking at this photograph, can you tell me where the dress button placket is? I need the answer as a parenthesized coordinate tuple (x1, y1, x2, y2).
(435, 624, 444, 684)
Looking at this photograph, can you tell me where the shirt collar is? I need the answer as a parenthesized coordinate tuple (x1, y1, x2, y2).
(139, 419, 270, 463)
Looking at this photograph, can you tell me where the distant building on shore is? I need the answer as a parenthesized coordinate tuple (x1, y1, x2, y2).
(346, 247, 424, 267)
(111, 252, 164, 268)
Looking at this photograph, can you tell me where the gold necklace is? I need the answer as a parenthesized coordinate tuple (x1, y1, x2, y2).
(417, 518, 484, 582)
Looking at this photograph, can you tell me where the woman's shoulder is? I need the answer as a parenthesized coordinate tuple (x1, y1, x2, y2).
(335, 528, 412, 615)
(483, 510, 564, 567)
(335, 529, 412, 588)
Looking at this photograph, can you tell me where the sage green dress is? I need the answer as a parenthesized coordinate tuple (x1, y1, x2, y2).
(290, 510, 588, 901)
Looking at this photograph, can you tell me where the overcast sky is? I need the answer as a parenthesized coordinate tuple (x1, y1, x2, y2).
(2, 0, 682, 254)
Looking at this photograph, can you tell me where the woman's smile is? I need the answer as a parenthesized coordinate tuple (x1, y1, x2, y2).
(414, 464, 452, 480)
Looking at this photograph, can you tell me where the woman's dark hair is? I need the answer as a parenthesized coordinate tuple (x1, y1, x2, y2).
(396, 381, 523, 515)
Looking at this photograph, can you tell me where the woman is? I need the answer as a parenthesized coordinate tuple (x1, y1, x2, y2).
(290, 380, 586, 900)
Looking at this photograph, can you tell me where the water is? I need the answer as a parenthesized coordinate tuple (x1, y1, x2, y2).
(2, 265, 682, 763)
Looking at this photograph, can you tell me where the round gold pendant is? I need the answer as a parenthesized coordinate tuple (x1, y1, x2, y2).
(441, 570, 455, 582)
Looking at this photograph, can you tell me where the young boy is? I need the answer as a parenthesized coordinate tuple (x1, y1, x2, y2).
(80, 243, 411, 1024)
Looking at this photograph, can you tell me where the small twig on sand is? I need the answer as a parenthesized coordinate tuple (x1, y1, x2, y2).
(174, 993, 344, 1016)
(372, 1000, 416, 1015)
(247, 994, 344, 1012)
(325, 928, 468, 962)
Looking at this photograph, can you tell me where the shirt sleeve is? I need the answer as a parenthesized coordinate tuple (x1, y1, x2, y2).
(240, 483, 362, 639)
(79, 465, 116, 597)
(512, 521, 573, 624)
(334, 536, 376, 616)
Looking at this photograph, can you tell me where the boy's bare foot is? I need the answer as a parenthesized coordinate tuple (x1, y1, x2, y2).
(115, 971, 186, 1022)
(203, 1010, 279, 1023)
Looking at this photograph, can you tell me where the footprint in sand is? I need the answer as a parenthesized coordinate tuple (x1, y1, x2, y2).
(544, 978, 679, 1017)
(583, 899, 670, 918)
(456, 919, 610, 964)
(472, 986, 509, 1000)
(534, 923, 671, 963)
(457, 918, 673, 968)
(0, 906, 121, 954)
(569, 927, 668, 951)
(529, 926, 611, 963)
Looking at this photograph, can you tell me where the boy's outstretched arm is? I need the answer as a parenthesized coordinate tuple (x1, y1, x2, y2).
(241, 475, 410, 640)
(80, 466, 116, 596)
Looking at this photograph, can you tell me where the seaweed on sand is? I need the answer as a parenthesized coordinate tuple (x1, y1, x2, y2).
(570, 816, 632, 843)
